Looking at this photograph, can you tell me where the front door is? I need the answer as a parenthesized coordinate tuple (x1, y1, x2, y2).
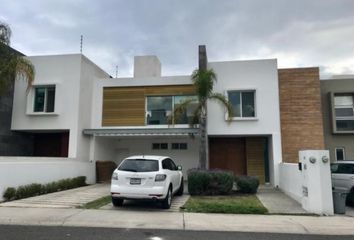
(209, 137, 247, 175)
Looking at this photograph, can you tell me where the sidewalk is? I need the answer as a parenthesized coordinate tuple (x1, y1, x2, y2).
(0, 206, 353, 235)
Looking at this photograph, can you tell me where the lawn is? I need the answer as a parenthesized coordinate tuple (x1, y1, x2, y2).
(183, 194, 268, 214)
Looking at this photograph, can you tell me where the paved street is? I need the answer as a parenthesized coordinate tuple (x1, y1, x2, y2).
(0, 225, 353, 240)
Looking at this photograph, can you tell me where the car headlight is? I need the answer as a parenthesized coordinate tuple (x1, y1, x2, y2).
(155, 174, 166, 182)
(112, 172, 118, 180)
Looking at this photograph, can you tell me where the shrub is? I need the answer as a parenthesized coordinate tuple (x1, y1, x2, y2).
(188, 169, 234, 195)
(3, 187, 16, 201)
(2, 176, 87, 201)
(15, 183, 42, 199)
(235, 175, 260, 194)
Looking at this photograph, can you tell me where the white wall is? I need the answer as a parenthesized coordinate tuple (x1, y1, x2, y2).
(279, 163, 302, 203)
(76, 56, 110, 161)
(207, 59, 283, 186)
(0, 157, 95, 202)
(92, 136, 199, 178)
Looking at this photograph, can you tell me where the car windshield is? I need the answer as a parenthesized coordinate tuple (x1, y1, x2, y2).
(118, 159, 159, 172)
(331, 163, 354, 174)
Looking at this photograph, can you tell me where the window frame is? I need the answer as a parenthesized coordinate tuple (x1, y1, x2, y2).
(145, 94, 198, 125)
(335, 147, 346, 161)
(330, 92, 354, 133)
(31, 85, 56, 114)
(226, 89, 257, 120)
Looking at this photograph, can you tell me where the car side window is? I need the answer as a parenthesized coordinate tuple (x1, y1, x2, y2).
(169, 159, 177, 171)
(162, 159, 169, 170)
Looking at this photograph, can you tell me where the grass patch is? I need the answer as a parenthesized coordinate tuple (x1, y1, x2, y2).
(79, 195, 111, 209)
(183, 194, 268, 214)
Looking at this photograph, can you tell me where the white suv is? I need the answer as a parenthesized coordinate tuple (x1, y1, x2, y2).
(111, 155, 184, 209)
(331, 161, 354, 192)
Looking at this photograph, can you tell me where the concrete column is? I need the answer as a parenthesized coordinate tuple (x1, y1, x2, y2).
(299, 150, 333, 215)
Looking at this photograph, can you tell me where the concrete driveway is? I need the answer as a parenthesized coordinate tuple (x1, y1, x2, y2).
(0, 182, 189, 212)
(0, 184, 110, 208)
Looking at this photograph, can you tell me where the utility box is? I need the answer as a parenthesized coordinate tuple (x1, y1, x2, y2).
(299, 150, 334, 215)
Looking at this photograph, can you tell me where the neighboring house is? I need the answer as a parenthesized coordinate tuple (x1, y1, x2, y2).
(7, 46, 326, 188)
(321, 76, 354, 161)
(11, 54, 110, 159)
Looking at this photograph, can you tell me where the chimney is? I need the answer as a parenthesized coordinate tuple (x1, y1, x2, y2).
(198, 45, 208, 71)
(134, 56, 161, 78)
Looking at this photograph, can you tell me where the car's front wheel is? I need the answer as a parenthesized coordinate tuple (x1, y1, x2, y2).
(112, 198, 124, 207)
(161, 186, 172, 209)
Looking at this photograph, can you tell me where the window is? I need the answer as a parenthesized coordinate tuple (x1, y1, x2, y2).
(146, 95, 198, 125)
(228, 90, 255, 118)
(172, 143, 188, 150)
(118, 159, 159, 172)
(335, 148, 345, 161)
(33, 86, 55, 113)
(334, 94, 354, 131)
(331, 163, 354, 174)
(162, 158, 177, 170)
(152, 143, 168, 150)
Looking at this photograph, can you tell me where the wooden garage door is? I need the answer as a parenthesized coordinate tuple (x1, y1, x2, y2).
(209, 137, 247, 175)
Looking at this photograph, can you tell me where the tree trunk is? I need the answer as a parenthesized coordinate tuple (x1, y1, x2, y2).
(199, 105, 208, 169)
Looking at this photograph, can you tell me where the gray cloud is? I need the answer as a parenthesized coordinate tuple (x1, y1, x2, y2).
(1, 0, 353, 77)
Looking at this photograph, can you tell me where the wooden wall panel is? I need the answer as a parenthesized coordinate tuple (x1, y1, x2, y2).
(102, 85, 195, 126)
(246, 137, 265, 184)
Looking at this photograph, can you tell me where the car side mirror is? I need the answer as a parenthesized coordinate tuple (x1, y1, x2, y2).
(177, 165, 182, 171)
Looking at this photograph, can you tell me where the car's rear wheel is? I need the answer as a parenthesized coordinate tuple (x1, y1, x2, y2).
(112, 198, 124, 207)
(176, 178, 184, 196)
(162, 186, 172, 209)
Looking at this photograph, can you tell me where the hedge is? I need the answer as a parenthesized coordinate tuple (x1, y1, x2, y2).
(188, 169, 234, 195)
(3, 176, 87, 201)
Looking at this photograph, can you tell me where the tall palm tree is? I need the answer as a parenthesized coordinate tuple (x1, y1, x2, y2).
(172, 68, 233, 169)
(0, 21, 35, 95)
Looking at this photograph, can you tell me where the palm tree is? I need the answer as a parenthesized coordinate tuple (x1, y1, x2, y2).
(0, 21, 35, 95)
(172, 68, 233, 169)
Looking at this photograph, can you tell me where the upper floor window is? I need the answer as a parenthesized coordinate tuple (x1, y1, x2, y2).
(227, 90, 256, 118)
(146, 95, 197, 125)
(34, 86, 56, 113)
(334, 94, 354, 131)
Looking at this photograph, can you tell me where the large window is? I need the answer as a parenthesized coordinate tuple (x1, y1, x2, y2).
(33, 86, 55, 113)
(334, 94, 354, 131)
(228, 90, 255, 118)
(146, 95, 197, 125)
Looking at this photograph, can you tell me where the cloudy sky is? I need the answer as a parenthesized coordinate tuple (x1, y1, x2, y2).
(1, 0, 353, 78)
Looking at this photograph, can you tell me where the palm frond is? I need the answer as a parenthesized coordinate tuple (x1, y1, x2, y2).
(191, 68, 217, 100)
(13, 56, 35, 91)
(209, 92, 234, 122)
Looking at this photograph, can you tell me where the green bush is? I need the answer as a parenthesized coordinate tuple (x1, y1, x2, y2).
(188, 169, 234, 195)
(2, 176, 87, 201)
(15, 183, 42, 199)
(235, 175, 260, 194)
(3, 187, 16, 201)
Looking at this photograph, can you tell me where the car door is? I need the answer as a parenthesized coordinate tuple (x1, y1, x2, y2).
(331, 163, 354, 189)
(167, 158, 180, 193)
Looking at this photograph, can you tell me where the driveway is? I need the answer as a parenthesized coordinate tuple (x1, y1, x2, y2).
(0, 182, 189, 212)
(0, 184, 110, 208)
